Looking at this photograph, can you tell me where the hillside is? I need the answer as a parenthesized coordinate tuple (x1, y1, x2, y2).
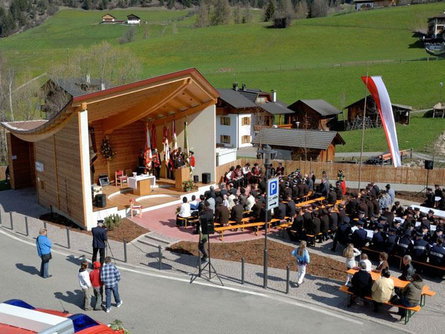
(0, 3, 444, 152)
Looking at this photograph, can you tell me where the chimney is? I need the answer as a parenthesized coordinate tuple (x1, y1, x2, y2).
(241, 83, 246, 91)
(232, 82, 238, 91)
(86, 74, 90, 84)
(271, 90, 276, 102)
(101, 82, 106, 90)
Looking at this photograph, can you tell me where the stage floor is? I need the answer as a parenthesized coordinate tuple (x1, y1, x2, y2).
(93, 178, 208, 212)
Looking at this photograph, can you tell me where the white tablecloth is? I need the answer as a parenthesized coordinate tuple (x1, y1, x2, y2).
(128, 175, 156, 189)
(410, 205, 445, 219)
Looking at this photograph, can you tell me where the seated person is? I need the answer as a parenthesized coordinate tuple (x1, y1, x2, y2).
(215, 198, 230, 226)
(371, 268, 394, 312)
(231, 199, 244, 224)
(399, 255, 416, 281)
(396, 274, 424, 320)
(429, 238, 445, 267)
(189, 195, 199, 212)
(348, 260, 373, 306)
(374, 252, 389, 273)
(176, 197, 191, 226)
(360, 253, 372, 272)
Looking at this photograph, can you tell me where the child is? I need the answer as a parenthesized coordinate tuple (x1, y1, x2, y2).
(89, 261, 103, 311)
(291, 241, 310, 287)
(343, 243, 361, 286)
(78, 260, 92, 311)
(374, 252, 389, 273)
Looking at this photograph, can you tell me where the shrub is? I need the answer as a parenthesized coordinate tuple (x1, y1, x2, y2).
(104, 214, 121, 231)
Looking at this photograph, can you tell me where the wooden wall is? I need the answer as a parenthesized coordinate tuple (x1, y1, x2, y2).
(91, 120, 146, 183)
(0, 165, 6, 180)
(216, 158, 445, 187)
(34, 114, 84, 225)
(7, 133, 35, 189)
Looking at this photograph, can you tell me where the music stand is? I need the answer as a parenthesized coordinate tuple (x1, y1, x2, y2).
(190, 213, 223, 286)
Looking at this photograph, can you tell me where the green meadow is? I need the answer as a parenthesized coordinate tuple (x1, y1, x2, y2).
(1, 4, 444, 152)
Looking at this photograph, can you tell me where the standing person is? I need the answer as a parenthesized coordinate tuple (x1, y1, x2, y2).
(89, 261, 103, 311)
(92, 220, 107, 265)
(100, 257, 122, 313)
(36, 228, 52, 278)
(343, 243, 361, 286)
(78, 260, 92, 311)
(198, 201, 213, 262)
(291, 241, 310, 287)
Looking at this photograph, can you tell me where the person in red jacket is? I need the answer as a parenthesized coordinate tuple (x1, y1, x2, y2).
(89, 261, 103, 311)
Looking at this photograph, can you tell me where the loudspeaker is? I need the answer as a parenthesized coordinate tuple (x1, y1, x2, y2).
(95, 194, 106, 208)
(202, 173, 211, 184)
(200, 212, 215, 235)
(424, 160, 434, 170)
(193, 175, 199, 183)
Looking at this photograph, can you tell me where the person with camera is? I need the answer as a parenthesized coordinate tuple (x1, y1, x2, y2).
(198, 201, 213, 262)
(36, 228, 52, 278)
(92, 220, 107, 265)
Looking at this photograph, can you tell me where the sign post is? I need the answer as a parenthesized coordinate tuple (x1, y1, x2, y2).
(264, 177, 279, 289)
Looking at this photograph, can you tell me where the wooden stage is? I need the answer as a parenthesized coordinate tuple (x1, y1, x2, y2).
(93, 178, 209, 212)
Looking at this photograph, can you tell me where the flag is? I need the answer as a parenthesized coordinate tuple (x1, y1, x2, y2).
(162, 126, 168, 145)
(144, 123, 152, 168)
(172, 120, 178, 151)
(361, 76, 402, 167)
(164, 138, 170, 167)
(184, 121, 189, 156)
(151, 124, 157, 150)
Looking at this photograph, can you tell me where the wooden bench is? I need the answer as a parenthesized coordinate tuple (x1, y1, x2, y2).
(306, 233, 323, 246)
(420, 285, 436, 307)
(214, 218, 282, 241)
(338, 285, 421, 324)
(412, 259, 445, 277)
(176, 216, 199, 229)
(296, 197, 326, 208)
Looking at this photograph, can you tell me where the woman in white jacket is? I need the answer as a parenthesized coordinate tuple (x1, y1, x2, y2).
(78, 260, 92, 311)
(343, 243, 361, 286)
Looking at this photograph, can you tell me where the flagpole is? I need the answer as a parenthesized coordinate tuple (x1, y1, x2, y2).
(358, 73, 369, 192)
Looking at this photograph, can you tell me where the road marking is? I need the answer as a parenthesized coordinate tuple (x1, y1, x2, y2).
(1, 228, 362, 325)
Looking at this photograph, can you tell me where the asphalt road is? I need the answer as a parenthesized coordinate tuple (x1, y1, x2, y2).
(0, 230, 406, 334)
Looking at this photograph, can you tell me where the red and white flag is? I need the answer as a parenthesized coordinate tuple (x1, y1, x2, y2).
(362, 76, 401, 167)
(172, 120, 178, 151)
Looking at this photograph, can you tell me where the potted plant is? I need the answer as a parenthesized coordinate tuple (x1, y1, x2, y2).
(182, 180, 195, 192)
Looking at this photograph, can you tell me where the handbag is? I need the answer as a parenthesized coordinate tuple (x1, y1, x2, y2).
(37, 236, 52, 263)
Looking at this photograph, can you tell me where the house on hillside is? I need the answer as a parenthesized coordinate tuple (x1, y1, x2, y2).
(286, 99, 341, 131)
(345, 95, 411, 130)
(127, 14, 141, 25)
(216, 84, 294, 149)
(252, 128, 345, 162)
(353, 0, 374, 10)
(102, 14, 116, 23)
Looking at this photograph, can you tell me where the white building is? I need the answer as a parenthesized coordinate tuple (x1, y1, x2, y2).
(127, 14, 141, 25)
(216, 84, 294, 149)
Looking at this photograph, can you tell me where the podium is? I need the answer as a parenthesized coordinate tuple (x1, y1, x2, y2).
(134, 178, 151, 196)
(175, 167, 191, 191)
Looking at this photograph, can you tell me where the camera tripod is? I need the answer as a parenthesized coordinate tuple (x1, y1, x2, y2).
(190, 234, 223, 286)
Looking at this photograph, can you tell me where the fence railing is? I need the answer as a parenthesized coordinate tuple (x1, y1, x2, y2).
(216, 158, 445, 186)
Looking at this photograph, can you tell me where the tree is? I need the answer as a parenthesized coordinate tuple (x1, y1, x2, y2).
(211, 0, 231, 26)
(310, 0, 328, 18)
(264, 0, 275, 22)
(234, 5, 242, 24)
(195, 1, 210, 27)
(242, 5, 252, 24)
(295, 0, 308, 19)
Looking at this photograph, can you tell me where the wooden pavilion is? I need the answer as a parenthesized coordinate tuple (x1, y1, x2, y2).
(2, 68, 219, 230)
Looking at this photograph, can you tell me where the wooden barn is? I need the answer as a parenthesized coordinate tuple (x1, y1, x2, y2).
(345, 95, 411, 130)
(286, 99, 341, 131)
(2, 68, 219, 230)
(252, 128, 345, 162)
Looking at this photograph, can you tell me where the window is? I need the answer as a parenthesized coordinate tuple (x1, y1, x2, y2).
(220, 116, 231, 126)
(241, 117, 251, 126)
(241, 135, 251, 144)
(220, 135, 231, 144)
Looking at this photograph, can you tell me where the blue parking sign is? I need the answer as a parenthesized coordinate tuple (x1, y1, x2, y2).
(267, 178, 279, 210)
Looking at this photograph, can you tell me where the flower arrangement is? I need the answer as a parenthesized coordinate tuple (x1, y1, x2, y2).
(182, 179, 195, 192)
(101, 137, 116, 160)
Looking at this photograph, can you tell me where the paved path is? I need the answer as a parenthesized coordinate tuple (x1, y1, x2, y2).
(0, 230, 408, 334)
(0, 190, 444, 333)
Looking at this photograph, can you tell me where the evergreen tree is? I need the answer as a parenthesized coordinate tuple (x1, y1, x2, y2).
(295, 0, 308, 19)
(264, 0, 275, 22)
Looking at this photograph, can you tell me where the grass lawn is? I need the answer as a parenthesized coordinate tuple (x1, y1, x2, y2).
(337, 113, 445, 152)
(1, 3, 444, 152)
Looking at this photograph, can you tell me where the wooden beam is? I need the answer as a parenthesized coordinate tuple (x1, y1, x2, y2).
(153, 99, 216, 126)
(103, 79, 190, 134)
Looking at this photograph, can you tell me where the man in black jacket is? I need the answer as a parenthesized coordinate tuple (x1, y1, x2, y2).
(231, 200, 244, 224)
(348, 261, 373, 307)
(92, 220, 107, 265)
